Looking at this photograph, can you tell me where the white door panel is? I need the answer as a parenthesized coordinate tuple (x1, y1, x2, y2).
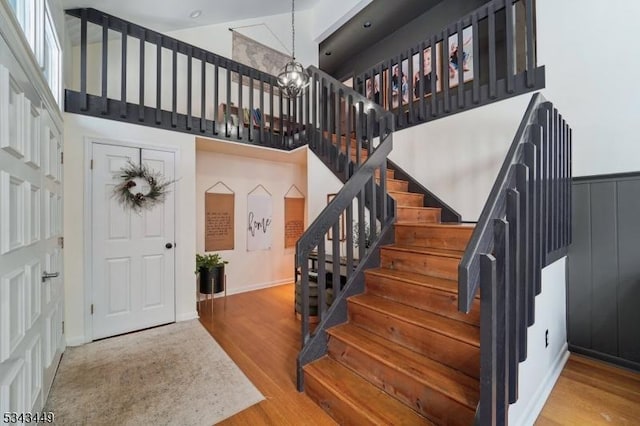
(91, 144, 175, 340)
(0, 54, 64, 416)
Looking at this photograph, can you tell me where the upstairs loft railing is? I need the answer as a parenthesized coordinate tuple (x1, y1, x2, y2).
(64, 8, 308, 150)
(353, 0, 543, 130)
(458, 93, 572, 425)
(295, 68, 396, 390)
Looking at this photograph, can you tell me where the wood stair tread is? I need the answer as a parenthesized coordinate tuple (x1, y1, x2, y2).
(395, 222, 475, 229)
(366, 267, 481, 300)
(304, 357, 434, 425)
(328, 323, 479, 409)
(349, 294, 480, 347)
(388, 190, 422, 196)
(384, 244, 465, 259)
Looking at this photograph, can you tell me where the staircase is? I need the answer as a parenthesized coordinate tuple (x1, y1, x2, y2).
(303, 166, 480, 425)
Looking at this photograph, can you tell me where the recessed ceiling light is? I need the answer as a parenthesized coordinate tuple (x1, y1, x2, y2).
(325, 51, 332, 56)
(363, 21, 372, 28)
(190, 10, 202, 19)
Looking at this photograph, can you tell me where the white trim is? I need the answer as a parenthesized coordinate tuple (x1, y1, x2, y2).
(176, 311, 199, 322)
(64, 335, 86, 347)
(83, 137, 180, 343)
(512, 342, 570, 426)
(222, 279, 293, 297)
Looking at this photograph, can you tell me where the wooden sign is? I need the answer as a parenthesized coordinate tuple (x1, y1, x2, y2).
(247, 191, 272, 251)
(205, 193, 235, 251)
(284, 197, 305, 248)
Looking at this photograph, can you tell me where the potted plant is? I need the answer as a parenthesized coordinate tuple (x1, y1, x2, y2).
(195, 253, 228, 294)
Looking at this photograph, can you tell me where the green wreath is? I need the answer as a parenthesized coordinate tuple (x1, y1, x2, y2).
(114, 161, 173, 212)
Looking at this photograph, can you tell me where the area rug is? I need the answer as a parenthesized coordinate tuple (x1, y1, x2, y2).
(45, 320, 264, 425)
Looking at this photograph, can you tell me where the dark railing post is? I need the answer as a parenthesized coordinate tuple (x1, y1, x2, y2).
(187, 46, 193, 130)
(506, 188, 520, 404)
(456, 20, 464, 109)
(80, 8, 88, 111)
(120, 23, 127, 118)
(155, 35, 162, 124)
(101, 14, 109, 114)
(505, 0, 515, 94)
(171, 41, 177, 127)
(494, 218, 509, 425)
(525, 0, 536, 88)
(488, 2, 497, 99)
(471, 11, 480, 105)
(138, 29, 145, 121)
(479, 254, 498, 426)
(200, 53, 206, 133)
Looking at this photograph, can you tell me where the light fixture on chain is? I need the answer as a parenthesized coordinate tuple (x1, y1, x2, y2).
(277, 0, 310, 98)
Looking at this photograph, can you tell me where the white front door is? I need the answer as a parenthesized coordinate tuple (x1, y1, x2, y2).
(0, 63, 64, 414)
(91, 143, 175, 340)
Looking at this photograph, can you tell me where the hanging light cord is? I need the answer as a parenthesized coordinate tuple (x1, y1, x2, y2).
(291, 0, 296, 60)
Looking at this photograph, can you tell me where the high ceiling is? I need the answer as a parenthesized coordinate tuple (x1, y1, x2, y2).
(319, 0, 445, 75)
(61, 0, 320, 33)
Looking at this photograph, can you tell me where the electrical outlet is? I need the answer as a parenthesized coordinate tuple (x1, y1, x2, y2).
(545, 329, 549, 348)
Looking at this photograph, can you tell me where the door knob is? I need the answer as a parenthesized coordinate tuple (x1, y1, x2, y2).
(42, 271, 60, 282)
(165, 243, 174, 249)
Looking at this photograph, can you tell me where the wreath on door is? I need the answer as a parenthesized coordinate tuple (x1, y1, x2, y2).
(113, 161, 174, 212)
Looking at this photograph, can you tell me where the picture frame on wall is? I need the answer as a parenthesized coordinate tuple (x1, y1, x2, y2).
(412, 44, 442, 101)
(326, 193, 346, 241)
(447, 26, 474, 88)
(365, 73, 381, 106)
(390, 59, 409, 109)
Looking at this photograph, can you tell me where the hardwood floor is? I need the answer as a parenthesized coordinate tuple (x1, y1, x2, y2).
(199, 284, 640, 425)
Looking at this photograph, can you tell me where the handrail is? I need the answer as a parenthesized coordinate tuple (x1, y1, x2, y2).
(295, 66, 395, 389)
(458, 92, 572, 424)
(351, 0, 543, 130)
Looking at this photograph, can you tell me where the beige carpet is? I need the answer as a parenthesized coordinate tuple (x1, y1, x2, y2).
(45, 320, 264, 425)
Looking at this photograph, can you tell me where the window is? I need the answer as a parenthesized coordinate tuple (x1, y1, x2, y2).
(6, 0, 61, 106)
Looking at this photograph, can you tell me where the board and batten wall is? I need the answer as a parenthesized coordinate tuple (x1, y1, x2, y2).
(568, 173, 640, 371)
(195, 143, 307, 295)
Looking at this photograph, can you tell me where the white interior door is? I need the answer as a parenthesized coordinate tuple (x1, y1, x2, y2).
(91, 143, 175, 340)
(0, 62, 64, 415)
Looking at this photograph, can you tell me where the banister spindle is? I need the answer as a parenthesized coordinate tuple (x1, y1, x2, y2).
(505, 0, 515, 93)
(187, 46, 192, 130)
(442, 31, 451, 112)
(138, 29, 145, 121)
(200, 53, 206, 133)
(479, 253, 498, 426)
(80, 9, 88, 111)
(515, 162, 530, 359)
(171, 41, 177, 127)
(488, 3, 497, 99)
(101, 15, 109, 114)
(456, 20, 464, 108)
(213, 60, 219, 135)
(506, 188, 520, 404)
(155, 36, 162, 124)
(120, 22, 127, 118)
(493, 218, 509, 425)
(525, 0, 536, 87)
(471, 12, 480, 104)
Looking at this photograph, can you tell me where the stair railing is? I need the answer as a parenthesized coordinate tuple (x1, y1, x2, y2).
(64, 8, 307, 150)
(458, 92, 572, 425)
(353, 0, 542, 131)
(295, 66, 395, 390)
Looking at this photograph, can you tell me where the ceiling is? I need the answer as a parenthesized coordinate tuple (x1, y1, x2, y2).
(61, 0, 320, 33)
(319, 0, 445, 74)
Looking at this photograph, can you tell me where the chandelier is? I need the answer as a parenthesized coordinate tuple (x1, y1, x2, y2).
(277, 0, 310, 98)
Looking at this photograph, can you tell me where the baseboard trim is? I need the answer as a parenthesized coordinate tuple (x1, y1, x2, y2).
(176, 311, 200, 322)
(222, 279, 293, 296)
(65, 336, 86, 347)
(514, 342, 569, 426)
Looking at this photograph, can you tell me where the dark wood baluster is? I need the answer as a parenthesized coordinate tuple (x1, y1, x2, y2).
(525, 0, 536, 87)
(278, 85, 284, 148)
(345, 95, 353, 179)
(479, 253, 498, 426)
(523, 142, 538, 327)
(506, 188, 520, 404)
(200, 53, 206, 133)
(213, 60, 219, 135)
(225, 66, 231, 137)
(488, 3, 497, 99)
(369, 176, 377, 241)
(138, 30, 145, 121)
(186, 46, 192, 130)
(248, 72, 254, 142)
(300, 258, 310, 344)
(120, 23, 127, 118)
(320, 77, 326, 156)
(355, 101, 364, 167)
(387, 59, 394, 114)
(335, 90, 342, 170)
(380, 144, 388, 223)
(259, 77, 265, 144)
(418, 41, 425, 120)
(358, 189, 366, 260)
(155, 36, 162, 124)
(515, 162, 530, 360)
(238, 67, 244, 140)
(552, 108, 559, 251)
(537, 106, 550, 268)
(304, 78, 310, 146)
(457, 21, 464, 109)
(407, 49, 414, 123)
(311, 73, 317, 150)
(80, 9, 88, 111)
(171, 41, 177, 127)
(430, 36, 438, 116)
(442, 31, 450, 113)
(506, 0, 515, 94)
(494, 218, 510, 425)
(472, 12, 480, 104)
(332, 221, 340, 305)
(101, 15, 108, 114)
(269, 80, 274, 143)
(568, 128, 573, 244)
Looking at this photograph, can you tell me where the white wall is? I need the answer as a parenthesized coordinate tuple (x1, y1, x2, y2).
(389, 95, 531, 221)
(509, 258, 569, 426)
(196, 147, 307, 294)
(310, 0, 373, 43)
(63, 114, 197, 345)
